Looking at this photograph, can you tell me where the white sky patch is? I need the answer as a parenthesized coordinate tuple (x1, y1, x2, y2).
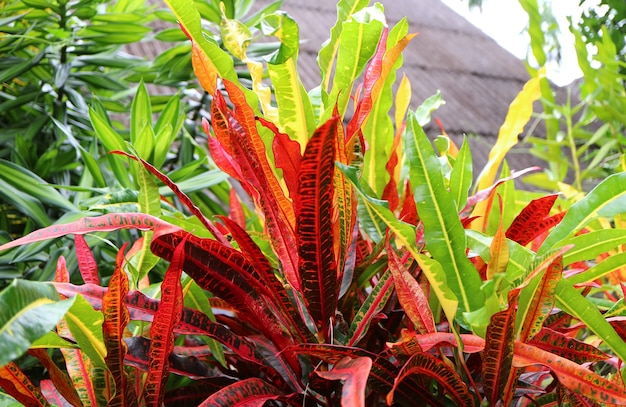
(440, 0, 590, 86)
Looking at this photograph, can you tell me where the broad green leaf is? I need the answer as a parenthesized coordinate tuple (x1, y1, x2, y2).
(556, 279, 626, 363)
(562, 228, 626, 266)
(0, 280, 74, 367)
(347, 269, 393, 346)
(339, 163, 458, 324)
(327, 4, 385, 117)
(318, 0, 370, 94)
(568, 251, 626, 285)
(263, 12, 315, 148)
(539, 172, 626, 254)
(30, 331, 77, 349)
(404, 111, 483, 317)
(64, 295, 107, 370)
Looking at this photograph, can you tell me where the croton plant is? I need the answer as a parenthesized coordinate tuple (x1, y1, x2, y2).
(1, 0, 626, 406)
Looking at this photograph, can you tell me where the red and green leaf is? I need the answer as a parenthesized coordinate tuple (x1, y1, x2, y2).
(529, 328, 610, 364)
(386, 332, 486, 356)
(386, 352, 476, 407)
(517, 255, 563, 341)
(260, 115, 302, 203)
(506, 194, 564, 246)
(74, 234, 99, 285)
(0, 362, 49, 407)
(55, 258, 98, 407)
(212, 87, 301, 293)
(0, 213, 179, 252)
(144, 235, 187, 407)
(514, 341, 626, 404)
(483, 291, 517, 405)
(347, 269, 393, 346)
(28, 349, 81, 407)
(296, 116, 339, 338)
(197, 378, 285, 407)
(219, 216, 313, 343)
(102, 243, 138, 407)
(313, 356, 372, 407)
(387, 245, 436, 334)
(150, 231, 298, 372)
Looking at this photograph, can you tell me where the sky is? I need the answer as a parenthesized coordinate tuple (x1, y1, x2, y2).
(440, 0, 589, 86)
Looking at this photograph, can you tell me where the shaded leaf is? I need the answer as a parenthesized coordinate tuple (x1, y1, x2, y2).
(197, 378, 284, 407)
(386, 352, 476, 407)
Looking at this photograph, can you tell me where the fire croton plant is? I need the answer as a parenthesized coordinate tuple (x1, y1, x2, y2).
(2, 0, 626, 406)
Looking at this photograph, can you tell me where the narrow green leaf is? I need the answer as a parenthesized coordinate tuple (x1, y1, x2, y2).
(449, 137, 472, 211)
(0, 159, 76, 212)
(556, 279, 626, 363)
(539, 172, 626, 254)
(404, 111, 483, 317)
(130, 80, 152, 147)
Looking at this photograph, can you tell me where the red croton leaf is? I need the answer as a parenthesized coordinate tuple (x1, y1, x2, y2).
(313, 356, 372, 407)
(39, 380, 72, 407)
(518, 255, 563, 342)
(74, 234, 99, 284)
(296, 116, 339, 339)
(150, 230, 299, 374)
(528, 327, 610, 364)
(258, 115, 302, 205)
(387, 352, 477, 407)
(144, 235, 187, 407)
(102, 243, 138, 407)
(0, 362, 49, 407)
(0, 213, 179, 252)
(28, 349, 81, 407)
(212, 85, 301, 294)
(197, 378, 286, 407)
(513, 341, 626, 404)
(219, 216, 314, 344)
(387, 244, 436, 334)
(483, 291, 518, 406)
(54, 258, 99, 407)
(506, 194, 565, 246)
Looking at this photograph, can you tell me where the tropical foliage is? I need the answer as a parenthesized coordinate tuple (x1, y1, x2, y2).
(1, 0, 626, 406)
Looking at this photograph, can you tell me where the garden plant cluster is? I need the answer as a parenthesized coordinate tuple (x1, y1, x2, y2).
(1, 0, 626, 405)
